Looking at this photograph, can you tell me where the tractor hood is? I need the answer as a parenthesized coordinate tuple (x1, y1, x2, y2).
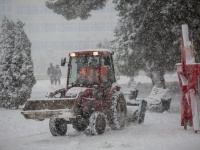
(65, 87, 92, 98)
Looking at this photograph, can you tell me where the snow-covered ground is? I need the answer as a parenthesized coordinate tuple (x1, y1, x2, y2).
(0, 76, 200, 150)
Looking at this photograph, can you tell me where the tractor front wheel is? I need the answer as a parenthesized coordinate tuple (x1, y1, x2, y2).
(49, 118, 67, 136)
(109, 91, 127, 130)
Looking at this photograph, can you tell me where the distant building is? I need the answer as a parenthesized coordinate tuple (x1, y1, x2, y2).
(0, 0, 118, 74)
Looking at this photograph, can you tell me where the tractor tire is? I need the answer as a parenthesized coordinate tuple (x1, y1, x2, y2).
(72, 120, 88, 132)
(109, 91, 127, 130)
(49, 118, 67, 136)
(85, 112, 106, 135)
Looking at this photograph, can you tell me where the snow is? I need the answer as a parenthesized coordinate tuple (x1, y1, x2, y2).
(182, 24, 191, 48)
(75, 49, 112, 53)
(0, 77, 200, 150)
(66, 87, 87, 98)
(117, 73, 178, 85)
(0, 18, 36, 109)
(180, 73, 188, 86)
(181, 24, 195, 64)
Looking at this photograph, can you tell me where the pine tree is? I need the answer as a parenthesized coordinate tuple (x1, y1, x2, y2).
(111, 0, 142, 78)
(162, 0, 200, 62)
(112, 0, 181, 88)
(45, 0, 107, 20)
(45, 0, 200, 87)
(0, 18, 36, 109)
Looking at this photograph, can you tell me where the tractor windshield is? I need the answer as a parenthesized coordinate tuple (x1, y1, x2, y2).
(68, 55, 100, 86)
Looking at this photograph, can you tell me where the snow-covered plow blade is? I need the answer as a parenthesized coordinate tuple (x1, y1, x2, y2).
(21, 98, 76, 121)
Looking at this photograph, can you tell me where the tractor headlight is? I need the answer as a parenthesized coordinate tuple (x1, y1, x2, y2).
(93, 51, 99, 56)
(70, 53, 76, 57)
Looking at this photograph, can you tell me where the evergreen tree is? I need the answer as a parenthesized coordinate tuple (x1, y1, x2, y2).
(46, 0, 107, 20)
(0, 18, 36, 109)
(162, 0, 200, 62)
(45, 0, 200, 87)
(111, 0, 142, 78)
(112, 0, 181, 88)
(96, 39, 111, 49)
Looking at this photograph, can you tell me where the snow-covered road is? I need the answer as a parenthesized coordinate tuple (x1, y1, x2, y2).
(0, 77, 200, 150)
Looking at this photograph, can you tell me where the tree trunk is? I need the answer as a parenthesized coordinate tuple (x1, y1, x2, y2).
(127, 76, 134, 88)
(157, 66, 166, 89)
(149, 71, 156, 86)
(148, 69, 159, 87)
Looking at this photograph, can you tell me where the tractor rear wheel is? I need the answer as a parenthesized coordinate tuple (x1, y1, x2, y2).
(109, 91, 127, 130)
(49, 118, 67, 136)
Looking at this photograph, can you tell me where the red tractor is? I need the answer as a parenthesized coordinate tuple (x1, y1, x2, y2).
(22, 49, 147, 136)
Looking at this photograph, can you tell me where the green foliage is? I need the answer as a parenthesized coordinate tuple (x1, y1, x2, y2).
(45, 0, 200, 87)
(162, 0, 200, 60)
(112, 0, 182, 87)
(46, 0, 107, 20)
(0, 18, 36, 109)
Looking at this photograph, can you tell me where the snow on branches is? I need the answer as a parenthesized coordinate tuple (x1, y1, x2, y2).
(0, 17, 36, 109)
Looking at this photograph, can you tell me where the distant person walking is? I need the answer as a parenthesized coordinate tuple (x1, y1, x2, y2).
(47, 63, 56, 84)
(55, 64, 62, 85)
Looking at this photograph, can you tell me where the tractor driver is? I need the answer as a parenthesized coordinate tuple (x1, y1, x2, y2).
(79, 58, 108, 84)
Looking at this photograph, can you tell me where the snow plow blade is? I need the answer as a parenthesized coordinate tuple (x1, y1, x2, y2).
(21, 98, 76, 120)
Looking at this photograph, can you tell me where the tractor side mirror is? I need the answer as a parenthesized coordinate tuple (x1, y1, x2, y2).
(61, 57, 66, 66)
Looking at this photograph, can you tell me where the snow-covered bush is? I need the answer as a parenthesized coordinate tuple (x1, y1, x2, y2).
(0, 17, 36, 109)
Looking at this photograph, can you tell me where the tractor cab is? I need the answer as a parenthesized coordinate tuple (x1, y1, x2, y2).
(62, 50, 116, 89)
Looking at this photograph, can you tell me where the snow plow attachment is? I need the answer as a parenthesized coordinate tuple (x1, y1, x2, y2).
(21, 98, 76, 121)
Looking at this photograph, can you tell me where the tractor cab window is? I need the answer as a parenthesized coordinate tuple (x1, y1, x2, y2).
(102, 55, 116, 83)
(68, 55, 100, 86)
(68, 57, 78, 85)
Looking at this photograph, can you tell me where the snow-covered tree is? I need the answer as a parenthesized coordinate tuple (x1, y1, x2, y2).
(45, 0, 200, 88)
(96, 39, 111, 49)
(0, 18, 36, 109)
(162, 0, 200, 62)
(111, 0, 181, 88)
(45, 0, 107, 20)
(111, 0, 142, 79)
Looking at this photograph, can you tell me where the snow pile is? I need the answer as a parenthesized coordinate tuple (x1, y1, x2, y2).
(117, 74, 178, 85)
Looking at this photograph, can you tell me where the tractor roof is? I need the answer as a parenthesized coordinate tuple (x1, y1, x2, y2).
(69, 49, 114, 57)
(73, 49, 113, 54)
